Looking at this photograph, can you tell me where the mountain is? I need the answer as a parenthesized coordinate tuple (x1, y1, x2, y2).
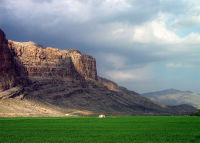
(0, 29, 197, 117)
(142, 89, 200, 109)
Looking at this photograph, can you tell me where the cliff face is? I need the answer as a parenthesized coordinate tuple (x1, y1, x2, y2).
(0, 30, 16, 91)
(67, 50, 97, 80)
(0, 29, 197, 116)
(8, 40, 97, 81)
(98, 77, 120, 91)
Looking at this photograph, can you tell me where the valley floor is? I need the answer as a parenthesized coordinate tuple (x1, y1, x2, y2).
(0, 116, 200, 143)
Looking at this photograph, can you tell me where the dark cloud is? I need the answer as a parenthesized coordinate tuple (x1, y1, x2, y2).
(1, 0, 200, 93)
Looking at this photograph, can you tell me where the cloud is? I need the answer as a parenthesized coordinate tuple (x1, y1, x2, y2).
(172, 16, 200, 30)
(100, 53, 127, 69)
(132, 15, 181, 44)
(3, 0, 91, 25)
(166, 63, 183, 68)
(1, 0, 200, 92)
(166, 63, 195, 69)
(32, 0, 52, 3)
(103, 66, 152, 82)
(170, 2, 200, 31)
(183, 32, 200, 44)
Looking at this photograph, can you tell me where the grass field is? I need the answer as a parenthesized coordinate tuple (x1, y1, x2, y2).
(0, 116, 200, 143)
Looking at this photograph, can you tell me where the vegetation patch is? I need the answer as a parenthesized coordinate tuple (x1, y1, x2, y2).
(0, 116, 200, 143)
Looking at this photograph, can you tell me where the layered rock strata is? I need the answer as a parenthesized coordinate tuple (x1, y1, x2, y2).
(0, 30, 16, 91)
(8, 40, 97, 81)
(0, 28, 197, 116)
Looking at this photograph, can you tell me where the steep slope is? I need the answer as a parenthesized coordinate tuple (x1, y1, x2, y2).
(142, 89, 200, 109)
(0, 29, 16, 91)
(8, 40, 97, 81)
(0, 29, 197, 116)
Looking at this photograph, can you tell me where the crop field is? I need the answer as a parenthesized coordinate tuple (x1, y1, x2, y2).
(0, 116, 200, 143)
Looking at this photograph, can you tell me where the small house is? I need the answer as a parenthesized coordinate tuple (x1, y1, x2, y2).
(99, 114, 105, 118)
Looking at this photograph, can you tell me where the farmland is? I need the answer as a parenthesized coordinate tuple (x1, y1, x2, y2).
(0, 116, 200, 143)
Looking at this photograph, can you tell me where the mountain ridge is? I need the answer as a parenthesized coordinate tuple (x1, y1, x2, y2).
(142, 89, 200, 109)
(0, 29, 197, 116)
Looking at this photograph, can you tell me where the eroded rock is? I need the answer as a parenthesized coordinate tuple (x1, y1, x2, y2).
(8, 40, 97, 81)
(0, 29, 16, 91)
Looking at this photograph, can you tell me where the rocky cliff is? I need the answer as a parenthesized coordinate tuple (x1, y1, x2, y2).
(0, 29, 16, 91)
(98, 77, 120, 91)
(8, 40, 97, 81)
(0, 29, 197, 116)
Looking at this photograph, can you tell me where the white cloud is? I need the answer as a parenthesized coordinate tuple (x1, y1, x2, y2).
(170, 3, 200, 30)
(103, 66, 152, 82)
(183, 32, 200, 44)
(172, 15, 200, 30)
(166, 63, 197, 69)
(101, 53, 126, 69)
(132, 16, 181, 44)
(2, 0, 200, 92)
(102, 0, 131, 11)
(4, 0, 91, 25)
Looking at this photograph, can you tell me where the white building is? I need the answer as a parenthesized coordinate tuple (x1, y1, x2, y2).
(99, 114, 105, 118)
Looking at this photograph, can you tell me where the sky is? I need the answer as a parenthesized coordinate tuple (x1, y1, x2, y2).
(1, 0, 200, 93)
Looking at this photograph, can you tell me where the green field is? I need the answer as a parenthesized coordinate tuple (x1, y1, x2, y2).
(0, 116, 200, 143)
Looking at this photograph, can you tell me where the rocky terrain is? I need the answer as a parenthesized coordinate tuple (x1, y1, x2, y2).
(142, 89, 200, 109)
(0, 29, 197, 116)
(0, 29, 16, 91)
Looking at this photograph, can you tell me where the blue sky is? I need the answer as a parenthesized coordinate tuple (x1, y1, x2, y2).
(1, 0, 200, 93)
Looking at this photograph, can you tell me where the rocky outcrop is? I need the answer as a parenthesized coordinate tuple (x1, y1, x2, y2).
(8, 40, 97, 81)
(98, 77, 119, 91)
(67, 50, 97, 80)
(0, 87, 23, 100)
(0, 29, 197, 116)
(0, 30, 16, 91)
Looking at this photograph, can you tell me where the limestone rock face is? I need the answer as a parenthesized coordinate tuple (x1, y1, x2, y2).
(0, 29, 197, 116)
(0, 30, 16, 91)
(0, 87, 23, 100)
(8, 41, 97, 81)
(98, 77, 119, 91)
(68, 50, 97, 80)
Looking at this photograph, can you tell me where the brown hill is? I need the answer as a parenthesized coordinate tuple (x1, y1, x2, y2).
(0, 29, 197, 116)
